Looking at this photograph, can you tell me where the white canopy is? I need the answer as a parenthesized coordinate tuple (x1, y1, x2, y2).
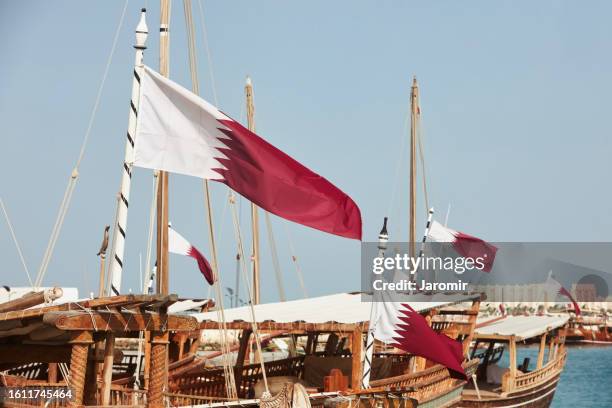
(193, 292, 477, 325)
(475, 315, 569, 341)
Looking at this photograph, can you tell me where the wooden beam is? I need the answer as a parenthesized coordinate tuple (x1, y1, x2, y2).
(199, 320, 363, 332)
(43, 311, 197, 332)
(0, 294, 165, 322)
(0, 289, 61, 313)
(0, 344, 71, 363)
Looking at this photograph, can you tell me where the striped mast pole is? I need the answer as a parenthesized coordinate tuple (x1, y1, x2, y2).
(107, 9, 149, 296)
(362, 217, 389, 389)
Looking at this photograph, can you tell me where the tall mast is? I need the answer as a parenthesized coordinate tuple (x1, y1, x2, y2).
(107, 9, 148, 295)
(409, 77, 419, 258)
(245, 77, 261, 304)
(156, 0, 171, 295)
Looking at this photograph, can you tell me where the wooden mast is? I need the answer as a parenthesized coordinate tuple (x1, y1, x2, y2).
(245, 77, 261, 304)
(409, 77, 419, 258)
(149, 2, 171, 407)
(156, 0, 170, 296)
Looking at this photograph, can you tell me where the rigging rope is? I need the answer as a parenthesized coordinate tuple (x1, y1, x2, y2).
(34, 0, 130, 288)
(264, 212, 286, 301)
(196, 0, 219, 106)
(283, 223, 308, 298)
(416, 107, 429, 213)
(0, 198, 34, 287)
(229, 192, 270, 395)
(184, 0, 237, 398)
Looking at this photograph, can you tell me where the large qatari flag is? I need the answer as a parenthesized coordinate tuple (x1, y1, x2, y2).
(133, 66, 362, 240)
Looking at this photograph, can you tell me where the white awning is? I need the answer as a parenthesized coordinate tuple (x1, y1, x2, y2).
(193, 292, 478, 325)
(475, 315, 569, 341)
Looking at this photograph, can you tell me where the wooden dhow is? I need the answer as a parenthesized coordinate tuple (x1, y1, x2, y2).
(460, 315, 569, 408)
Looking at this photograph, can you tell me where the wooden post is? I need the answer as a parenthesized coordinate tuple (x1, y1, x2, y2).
(101, 333, 115, 405)
(245, 78, 260, 304)
(548, 336, 555, 361)
(84, 357, 98, 406)
(351, 327, 363, 391)
(234, 329, 252, 397)
(537, 332, 547, 369)
(144, 331, 151, 390)
(147, 331, 169, 408)
(508, 336, 517, 378)
(48, 362, 58, 383)
(155, 0, 171, 296)
(464, 299, 481, 355)
(68, 331, 93, 407)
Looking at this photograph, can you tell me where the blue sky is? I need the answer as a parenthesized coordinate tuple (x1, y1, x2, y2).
(1, 1, 611, 302)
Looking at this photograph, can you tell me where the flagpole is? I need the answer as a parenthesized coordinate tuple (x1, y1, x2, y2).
(409, 77, 419, 259)
(245, 76, 261, 304)
(362, 217, 389, 389)
(156, 0, 171, 296)
(107, 8, 148, 296)
(414, 208, 434, 283)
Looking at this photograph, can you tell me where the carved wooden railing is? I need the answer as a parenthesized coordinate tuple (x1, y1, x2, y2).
(164, 391, 235, 406)
(107, 385, 147, 405)
(502, 350, 566, 393)
(169, 356, 306, 398)
(369, 359, 478, 404)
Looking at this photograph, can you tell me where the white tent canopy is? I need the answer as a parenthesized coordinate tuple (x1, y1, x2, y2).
(475, 315, 569, 341)
(192, 292, 478, 325)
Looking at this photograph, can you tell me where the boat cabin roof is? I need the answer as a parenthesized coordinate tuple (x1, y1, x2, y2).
(194, 292, 480, 331)
(474, 315, 569, 341)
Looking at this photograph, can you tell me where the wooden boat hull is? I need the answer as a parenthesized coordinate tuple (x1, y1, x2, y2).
(459, 373, 560, 408)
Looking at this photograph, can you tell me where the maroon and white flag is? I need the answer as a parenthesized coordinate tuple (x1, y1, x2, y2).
(133, 66, 362, 240)
(371, 295, 466, 379)
(168, 225, 214, 285)
(427, 221, 497, 272)
(545, 273, 581, 316)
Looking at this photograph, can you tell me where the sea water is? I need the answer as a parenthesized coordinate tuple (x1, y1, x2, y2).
(499, 346, 612, 408)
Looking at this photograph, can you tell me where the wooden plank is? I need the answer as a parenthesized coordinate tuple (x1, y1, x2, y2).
(43, 311, 197, 332)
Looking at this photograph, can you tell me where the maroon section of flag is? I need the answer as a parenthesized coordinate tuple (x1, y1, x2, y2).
(187, 246, 214, 286)
(427, 221, 497, 272)
(214, 119, 362, 240)
(169, 226, 214, 285)
(391, 303, 466, 379)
